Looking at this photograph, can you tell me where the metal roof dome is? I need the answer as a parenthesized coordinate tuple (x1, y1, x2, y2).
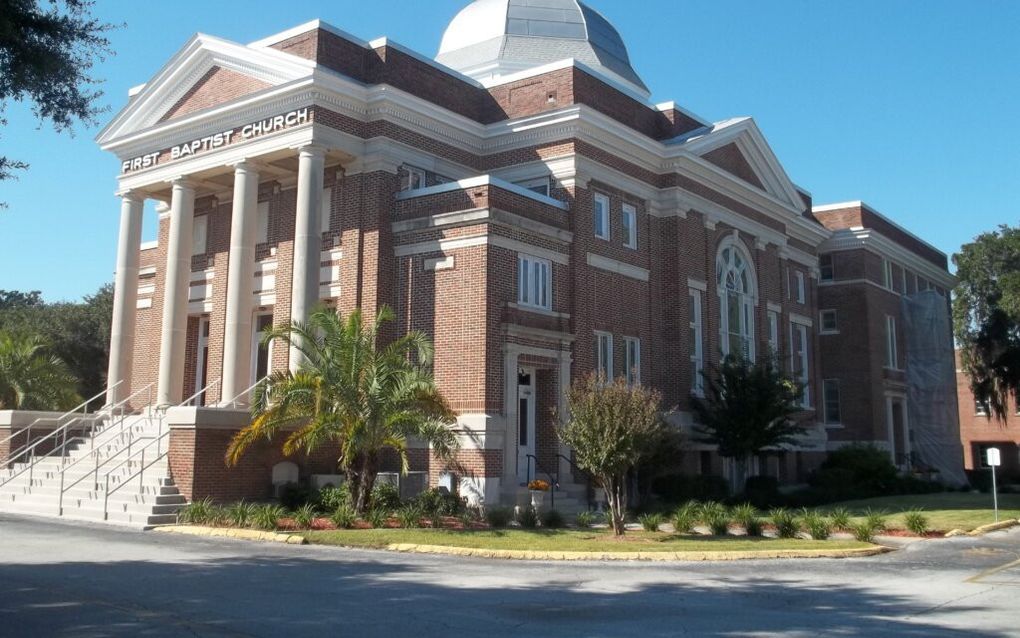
(436, 0, 650, 98)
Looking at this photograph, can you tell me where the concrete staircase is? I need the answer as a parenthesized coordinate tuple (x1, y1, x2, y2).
(504, 481, 595, 516)
(0, 412, 185, 527)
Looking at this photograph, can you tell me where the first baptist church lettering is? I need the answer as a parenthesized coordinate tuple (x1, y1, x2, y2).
(120, 107, 310, 172)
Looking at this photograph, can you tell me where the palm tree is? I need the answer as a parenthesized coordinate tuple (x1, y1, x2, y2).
(226, 305, 458, 513)
(0, 332, 80, 410)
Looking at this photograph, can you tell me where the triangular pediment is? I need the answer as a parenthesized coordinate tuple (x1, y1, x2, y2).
(97, 34, 315, 147)
(677, 117, 806, 212)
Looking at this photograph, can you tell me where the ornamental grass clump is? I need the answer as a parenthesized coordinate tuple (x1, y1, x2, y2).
(864, 509, 889, 533)
(292, 503, 317, 530)
(253, 504, 286, 531)
(852, 521, 876, 543)
(770, 508, 800, 539)
(227, 501, 256, 528)
(904, 509, 930, 536)
(828, 507, 852, 531)
(178, 497, 214, 525)
(485, 507, 513, 529)
(731, 503, 763, 537)
(330, 504, 357, 530)
(575, 510, 597, 529)
(397, 504, 422, 529)
(706, 511, 731, 536)
(639, 513, 665, 532)
(671, 501, 699, 534)
(366, 508, 387, 529)
(801, 512, 832, 540)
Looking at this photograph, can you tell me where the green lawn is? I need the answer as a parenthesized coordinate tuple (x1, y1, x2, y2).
(818, 492, 1020, 532)
(304, 528, 871, 553)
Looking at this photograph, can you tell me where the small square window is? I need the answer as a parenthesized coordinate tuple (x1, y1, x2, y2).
(400, 166, 426, 191)
(516, 177, 550, 197)
(820, 310, 838, 333)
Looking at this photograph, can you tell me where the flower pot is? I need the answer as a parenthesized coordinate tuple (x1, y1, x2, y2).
(529, 490, 545, 510)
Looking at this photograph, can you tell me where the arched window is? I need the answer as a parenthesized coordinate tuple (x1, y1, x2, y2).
(716, 238, 757, 361)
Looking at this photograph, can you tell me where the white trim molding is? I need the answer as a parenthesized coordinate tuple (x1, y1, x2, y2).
(586, 253, 650, 282)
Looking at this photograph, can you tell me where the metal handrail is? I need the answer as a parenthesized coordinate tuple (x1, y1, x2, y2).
(103, 430, 171, 519)
(0, 382, 122, 465)
(525, 453, 558, 510)
(220, 376, 267, 409)
(0, 416, 92, 488)
(555, 453, 597, 511)
(180, 378, 221, 407)
(58, 427, 159, 514)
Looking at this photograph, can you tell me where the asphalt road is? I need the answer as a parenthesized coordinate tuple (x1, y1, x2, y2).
(0, 513, 1018, 637)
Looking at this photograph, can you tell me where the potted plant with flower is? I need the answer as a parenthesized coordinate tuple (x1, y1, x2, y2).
(528, 479, 550, 510)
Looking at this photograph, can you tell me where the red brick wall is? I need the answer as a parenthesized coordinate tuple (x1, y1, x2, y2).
(160, 66, 271, 122)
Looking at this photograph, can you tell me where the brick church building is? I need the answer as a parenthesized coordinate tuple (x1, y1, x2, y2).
(90, 0, 963, 508)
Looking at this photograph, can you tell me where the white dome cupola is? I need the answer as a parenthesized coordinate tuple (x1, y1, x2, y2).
(436, 0, 649, 99)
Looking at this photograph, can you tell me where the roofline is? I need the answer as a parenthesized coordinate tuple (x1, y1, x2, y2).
(812, 200, 945, 259)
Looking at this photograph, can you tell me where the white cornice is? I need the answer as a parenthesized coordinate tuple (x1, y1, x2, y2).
(586, 253, 650, 282)
(813, 200, 946, 261)
(819, 227, 955, 289)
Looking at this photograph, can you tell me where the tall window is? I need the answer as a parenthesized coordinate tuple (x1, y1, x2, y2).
(795, 271, 806, 304)
(885, 315, 898, 369)
(517, 255, 551, 310)
(593, 193, 610, 240)
(717, 241, 756, 361)
(624, 337, 641, 386)
(595, 331, 613, 380)
(192, 215, 208, 256)
(823, 379, 841, 424)
(791, 321, 810, 407)
(819, 254, 834, 281)
(689, 290, 704, 396)
(400, 166, 425, 191)
(257, 201, 270, 244)
(622, 203, 637, 249)
(767, 310, 779, 355)
(320, 187, 332, 234)
(883, 259, 894, 289)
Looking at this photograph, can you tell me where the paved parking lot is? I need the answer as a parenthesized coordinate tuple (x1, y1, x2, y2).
(0, 513, 1018, 637)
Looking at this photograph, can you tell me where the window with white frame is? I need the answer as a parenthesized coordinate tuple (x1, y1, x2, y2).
(320, 187, 332, 234)
(975, 399, 989, 416)
(791, 321, 810, 407)
(399, 166, 426, 191)
(593, 193, 610, 240)
(819, 254, 834, 281)
(257, 201, 270, 244)
(901, 267, 908, 294)
(820, 309, 838, 333)
(883, 259, 894, 289)
(595, 331, 613, 380)
(624, 337, 641, 386)
(517, 255, 551, 310)
(515, 177, 550, 197)
(823, 379, 841, 424)
(621, 203, 637, 249)
(717, 241, 756, 361)
(192, 215, 208, 256)
(795, 271, 806, 304)
(767, 310, 780, 355)
(885, 315, 898, 369)
(689, 290, 704, 395)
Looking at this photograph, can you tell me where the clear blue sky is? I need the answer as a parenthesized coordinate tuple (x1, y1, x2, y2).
(1, 0, 1017, 301)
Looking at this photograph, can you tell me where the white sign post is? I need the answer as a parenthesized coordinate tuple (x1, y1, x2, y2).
(986, 448, 1001, 523)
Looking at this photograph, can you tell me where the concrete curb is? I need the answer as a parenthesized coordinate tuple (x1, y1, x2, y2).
(964, 519, 1019, 537)
(380, 543, 891, 562)
(152, 525, 307, 545)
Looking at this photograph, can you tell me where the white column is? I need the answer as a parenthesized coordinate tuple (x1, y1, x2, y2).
(106, 193, 145, 406)
(156, 179, 196, 406)
(289, 145, 326, 372)
(221, 161, 261, 404)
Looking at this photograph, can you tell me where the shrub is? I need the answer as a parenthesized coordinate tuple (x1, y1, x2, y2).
(707, 513, 731, 536)
(227, 501, 256, 528)
(207, 505, 229, 527)
(743, 475, 781, 509)
(812, 445, 898, 496)
(253, 504, 286, 531)
(852, 521, 875, 543)
(178, 497, 214, 525)
(517, 506, 539, 529)
(541, 509, 566, 529)
(903, 509, 930, 536)
(278, 483, 312, 510)
(639, 513, 664, 532)
(828, 507, 852, 531)
(892, 476, 945, 495)
(397, 505, 422, 529)
(366, 508, 387, 529)
(330, 504, 357, 530)
(671, 502, 699, 534)
(697, 501, 728, 525)
(412, 488, 464, 517)
(770, 508, 800, 539)
(292, 504, 317, 530)
(316, 485, 351, 512)
(371, 481, 402, 512)
(731, 503, 763, 537)
(653, 474, 730, 504)
(485, 507, 513, 529)
(864, 509, 888, 533)
(575, 510, 597, 529)
(801, 512, 832, 540)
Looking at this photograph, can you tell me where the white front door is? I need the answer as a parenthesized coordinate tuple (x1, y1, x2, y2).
(516, 368, 536, 485)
